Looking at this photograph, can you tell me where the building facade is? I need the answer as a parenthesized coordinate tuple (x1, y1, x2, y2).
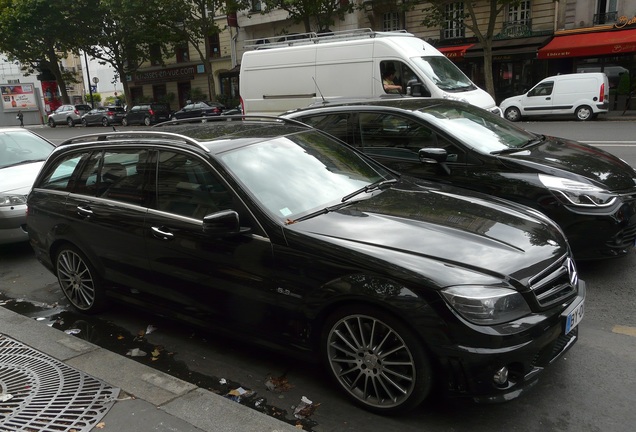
(128, 0, 636, 111)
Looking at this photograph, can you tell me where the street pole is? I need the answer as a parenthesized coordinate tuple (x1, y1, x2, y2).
(83, 51, 95, 108)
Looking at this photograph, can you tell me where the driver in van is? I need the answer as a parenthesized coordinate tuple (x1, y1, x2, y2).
(382, 63, 402, 94)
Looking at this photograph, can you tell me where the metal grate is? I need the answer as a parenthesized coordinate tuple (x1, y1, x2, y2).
(0, 334, 119, 431)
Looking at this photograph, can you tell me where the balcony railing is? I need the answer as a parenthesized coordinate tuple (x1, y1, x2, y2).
(594, 11, 618, 25)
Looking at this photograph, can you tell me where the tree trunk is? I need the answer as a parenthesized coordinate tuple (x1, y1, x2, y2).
(482, 44, 496, 101)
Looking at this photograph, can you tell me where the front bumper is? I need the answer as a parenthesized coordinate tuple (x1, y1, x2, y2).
(438, 280, 586, 402)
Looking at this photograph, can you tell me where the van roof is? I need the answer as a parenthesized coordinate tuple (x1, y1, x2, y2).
(243, 28, 413, 50)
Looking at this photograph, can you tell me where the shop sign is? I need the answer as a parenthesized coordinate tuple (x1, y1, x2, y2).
(131, 65, 202, 84)
(0, 83, 38, 111)
(615, 15, 636, 29)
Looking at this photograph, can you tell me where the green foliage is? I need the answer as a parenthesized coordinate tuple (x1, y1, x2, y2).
(260, 0, 356, 32)
(216, 94, 239, 108)
(84, 92, 102, 104)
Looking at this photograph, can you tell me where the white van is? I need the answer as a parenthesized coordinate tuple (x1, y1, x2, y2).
(239, 29, 499, 116)
(500, 73, 609, 122)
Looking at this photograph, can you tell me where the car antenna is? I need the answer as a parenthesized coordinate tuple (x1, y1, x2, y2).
(312, 77, 328, 105)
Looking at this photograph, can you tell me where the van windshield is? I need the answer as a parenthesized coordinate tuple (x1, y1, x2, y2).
(412, 56, 476, 92)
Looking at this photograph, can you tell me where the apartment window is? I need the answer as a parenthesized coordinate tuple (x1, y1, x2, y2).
(507, 1, 531, 24)
(176, 42, 189, 63)
(251, 0, 263, 12)
(209, 34, 221, 59)
(594, 0, 618, 24)
(149, 44, 162, 66)
(383, 12, 400, 31)
(443, 3, 465, 39)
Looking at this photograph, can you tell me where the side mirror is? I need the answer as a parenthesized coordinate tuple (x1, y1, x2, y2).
(202, 209, 251, 237)
(418, 148, 451, 175)
(406, 79, 431, 97)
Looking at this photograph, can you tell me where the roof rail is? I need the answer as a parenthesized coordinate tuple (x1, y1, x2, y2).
(244, 28, 412, 50)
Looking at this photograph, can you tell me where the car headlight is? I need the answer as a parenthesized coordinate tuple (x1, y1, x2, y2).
(0, 194, 27, 206)
(441, 286, 531, 325)
(539, 174, 616, 207)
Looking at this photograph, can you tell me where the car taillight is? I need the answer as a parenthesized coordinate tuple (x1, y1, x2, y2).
(74, 109, 79, 115)
(148, 109, 155, 115)
(240, 97, 245, 114)
(213, 107, 220, 113)
(599, 83, 605, 102)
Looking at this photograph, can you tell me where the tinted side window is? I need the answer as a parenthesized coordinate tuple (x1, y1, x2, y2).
(72, 149, 150, 205)
(37, 153, 88, 191)
(298, 113, 352, 144)
(358, 112, 465, 163)
(156, 151, 232, 219)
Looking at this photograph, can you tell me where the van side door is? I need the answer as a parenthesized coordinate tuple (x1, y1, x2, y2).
(521, 81, 555, 116)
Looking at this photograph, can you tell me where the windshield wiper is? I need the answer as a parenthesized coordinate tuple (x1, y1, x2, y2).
(341, 178, 398, 203)
(491, 135, 545, 155)
(287, 178, 398, 225)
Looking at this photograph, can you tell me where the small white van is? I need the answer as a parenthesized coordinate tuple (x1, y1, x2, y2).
(500, 73, 609, 122)
(239, 29, 499, 116)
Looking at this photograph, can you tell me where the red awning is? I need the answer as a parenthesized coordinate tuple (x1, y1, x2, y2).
(438, 44, 474, 60)
(538, 29, 636, 59)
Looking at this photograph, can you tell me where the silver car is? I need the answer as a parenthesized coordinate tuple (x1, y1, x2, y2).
(0, 128, 56, 244)
(47, 104, 92, 127)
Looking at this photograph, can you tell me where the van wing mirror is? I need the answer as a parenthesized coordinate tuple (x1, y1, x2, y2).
(418, 148, 451, 175)
(406, 79, 431, 97)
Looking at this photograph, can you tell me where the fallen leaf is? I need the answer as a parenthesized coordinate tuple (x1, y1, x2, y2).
(95, 422, 106, 429)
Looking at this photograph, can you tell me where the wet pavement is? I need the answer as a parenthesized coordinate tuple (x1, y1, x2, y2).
(0, 296, 303, 431)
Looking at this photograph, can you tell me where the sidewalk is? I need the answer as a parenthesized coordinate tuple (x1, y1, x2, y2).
(0, 307, 299, 432)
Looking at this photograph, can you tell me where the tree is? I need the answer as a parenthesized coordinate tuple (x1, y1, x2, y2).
(419, 0, 524, 99)
(83, 0, 181, 108)
(164, 0, 226, 102)
(259, 0, 356, 33)
(0, 0, 99, 104)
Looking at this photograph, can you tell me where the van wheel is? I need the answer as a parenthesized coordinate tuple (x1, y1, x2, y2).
(321, 305, 432, 414)
(575, 105, 593, 121)
(504, 107, 522, 122)
(55, 244, 108, 314)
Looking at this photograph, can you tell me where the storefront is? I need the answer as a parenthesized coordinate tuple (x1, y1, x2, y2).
(463, 35, 552, 104)
(537, 21, 636, 109)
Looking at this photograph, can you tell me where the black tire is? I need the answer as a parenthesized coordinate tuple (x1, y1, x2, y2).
(504, 106, 522, 122)
(575, 105, 593, 121)
(101, 117, 109, 127)
(143, 116, 151, 126)
(55, 244, 107, 314)
(48, 118, 56, 128)
(121, 117, 129, 126)
(67, 117, 75, 127)
(82, 118, 88, 127)
(321, 305, 433, 414)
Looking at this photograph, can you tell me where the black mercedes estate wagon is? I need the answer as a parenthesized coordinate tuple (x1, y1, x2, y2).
(27, 117, 585, 414)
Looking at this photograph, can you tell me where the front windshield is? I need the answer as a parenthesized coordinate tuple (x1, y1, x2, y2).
(412, 56, 476, 92)
(219, 131, 394, 220)
(0, 131, 54, 169)
(417, 103, 536, 153)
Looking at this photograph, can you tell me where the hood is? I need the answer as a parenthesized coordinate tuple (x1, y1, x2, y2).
(500, 137, 636, 191)
(1, 162, 45, 194)
(500, 95, 523, 108)
(286, 179, 566, 286)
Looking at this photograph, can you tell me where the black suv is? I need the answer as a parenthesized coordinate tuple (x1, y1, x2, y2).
(121, 103, 171, 126)
(26, 117, 584, 414)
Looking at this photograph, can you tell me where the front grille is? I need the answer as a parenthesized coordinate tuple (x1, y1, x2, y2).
(528, 255, 577, 309)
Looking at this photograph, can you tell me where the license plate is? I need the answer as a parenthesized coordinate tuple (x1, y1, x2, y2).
(565, 300, 584, 334)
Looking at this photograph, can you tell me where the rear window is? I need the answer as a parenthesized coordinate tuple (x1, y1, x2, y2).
(76, 105, 92, 111)
(150, 104, 170, 112)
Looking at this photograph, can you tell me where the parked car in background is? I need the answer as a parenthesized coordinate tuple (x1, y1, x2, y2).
(27, 117, 584, 414)
(121, 103, 171, 126)
(500, 73, 609, 122)
(0, 128, 56, 244)
(171, 101, 226, 120)
(283, 98, 636, 260)
(81, 106, 126, 127)
(221, 105, 242, 116)
(47, 104, 92, 128)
